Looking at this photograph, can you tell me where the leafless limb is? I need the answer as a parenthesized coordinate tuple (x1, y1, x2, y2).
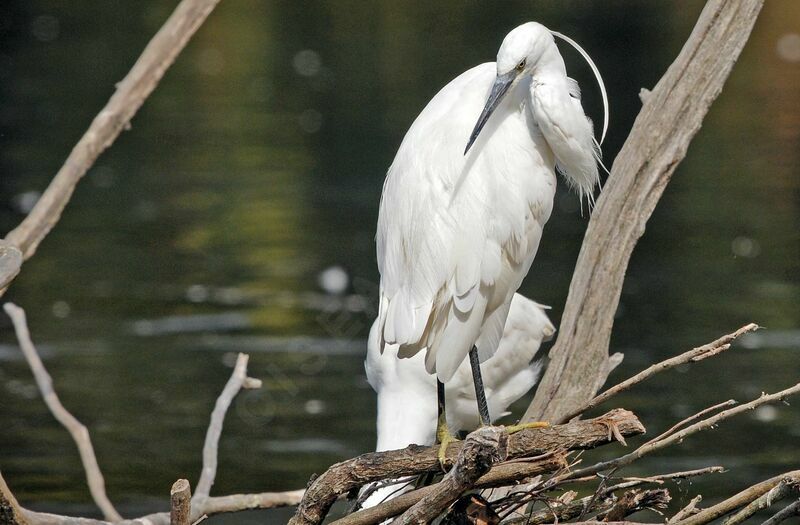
(669, 495, 703, 523)
(761, 499, 800, 525)
(333, 454, 568, 525)
(525, 0, 765, 424)
(390, 426, 508, 525)
(192, 353, 262, 508)
(676, 471, 800, 525)
(721, 476, 800, 525)
(3, 302, 122, 522)
(0, 0, 223, 294)
(564, 383, 800, 482)
(562, 324, 757, 423)
(289, 409, 645, 525)
(642, 401, 737, 447)
(170, 480, 192, 525)
(602, 467, 726, 493)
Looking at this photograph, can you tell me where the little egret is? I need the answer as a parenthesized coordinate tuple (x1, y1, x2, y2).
(375, 21, 608, 461)
(363, 293, 554, 508)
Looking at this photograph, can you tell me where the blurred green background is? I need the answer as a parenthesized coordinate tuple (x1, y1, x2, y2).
(0, 1, 798, 523)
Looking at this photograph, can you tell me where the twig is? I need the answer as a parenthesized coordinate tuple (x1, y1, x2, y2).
(599, 488, 671, 522)
(193, 352, 261, 507)
(3, 302, 122, 522)
(525, 0, 765, 424)
(643, 401, 737, 446)
(602, 467, 725, 493)
(564, 383, 800, 482)
(562, 325, 756, 422)
(18, 489, 305, 525)
(669, 495, 703, 523)
(761, 498, 800, 525)
(289, 409, 645, 525)
(170, 480, 192, 525)
(675, 471, 800, 525)
(0, 0, 223, 293)
(390, 426, 508, 525)
(722, 476, 800, 525)
(197, 489, 305, 516)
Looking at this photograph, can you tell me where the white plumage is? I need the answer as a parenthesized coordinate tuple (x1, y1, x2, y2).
(376, 22, 604, 382)
(363, 293, 554, 508)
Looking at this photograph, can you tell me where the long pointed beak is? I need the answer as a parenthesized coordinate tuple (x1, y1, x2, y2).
(464, 71, 516, 155)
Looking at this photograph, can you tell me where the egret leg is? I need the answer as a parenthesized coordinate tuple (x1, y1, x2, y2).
(468, 345, 492, 426)
(436, 379, 458, 469)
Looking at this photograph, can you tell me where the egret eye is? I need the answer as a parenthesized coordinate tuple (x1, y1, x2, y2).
(515, 59, 526, 71)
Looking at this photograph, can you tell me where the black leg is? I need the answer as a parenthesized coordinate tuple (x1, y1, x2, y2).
(437, 378, 447, 423)
(469, 345, 491, 426)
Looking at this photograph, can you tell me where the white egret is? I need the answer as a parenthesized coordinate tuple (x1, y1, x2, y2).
(375, 21, 607, 460)
(362, 293, 554, 508)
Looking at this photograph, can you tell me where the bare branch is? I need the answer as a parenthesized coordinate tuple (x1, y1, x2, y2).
(333, 455, 567, 525)
(3, 302, 122, 522)
(566, 384, 800, 482)
(526, 0, 765, 423)
(289, 409, 645, 525)
(390, 426, 508, 525)
(761, 498, 800, 525)
(642, 401, 737, 447)
(562, 324, 756, 422)
(170, 480, 192, 525)
(0, 0, 223, 294)
(675, 471, 800, 525)
(193, 352, 259, 506)
(669, 495, 703, 523)
(722, 476, 800, 525)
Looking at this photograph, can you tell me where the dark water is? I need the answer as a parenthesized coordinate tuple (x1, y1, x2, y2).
(1, 1, 798, 523)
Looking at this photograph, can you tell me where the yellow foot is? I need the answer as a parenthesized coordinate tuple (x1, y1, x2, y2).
(436, 416, 460, 471)
(505, 421, 550, 434)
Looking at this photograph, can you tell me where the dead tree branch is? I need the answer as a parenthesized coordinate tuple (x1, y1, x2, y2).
(0, 0, 223, 294)
(391, 427, 508, 525)
(761, 499, 800, 525)
(723, 476, 800, 525)
(288, 409, 645, 525)
(192, 353, 262, 509)
(675, 471, 800, 525)
(335, 455, 567, 525)
(170, 480, 192, 525)
(3, 302, 122, 522)
(562, 324, 757, 422)
(525, 0, 765, 424)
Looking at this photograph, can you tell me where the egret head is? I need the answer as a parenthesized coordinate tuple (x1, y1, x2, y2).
(465, 23, 608, 155)
(464, 23, 556, 155)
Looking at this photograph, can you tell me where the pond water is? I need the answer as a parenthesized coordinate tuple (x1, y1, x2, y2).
(1, 1, 799, 523)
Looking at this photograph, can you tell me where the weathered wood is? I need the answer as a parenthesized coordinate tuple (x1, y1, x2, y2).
(170, 479, 191, 525)
(334, 455, 567, 525)
(288, 409, 645, 525)
(390, 427, 508, 525)
(0, 0, 223, 295)
(525, 0, 765, 424)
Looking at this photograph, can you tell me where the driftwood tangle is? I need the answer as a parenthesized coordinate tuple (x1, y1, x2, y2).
(288, 409, 644, 525)
(390, 426, 508, 525)
(524, 0, 765, 424)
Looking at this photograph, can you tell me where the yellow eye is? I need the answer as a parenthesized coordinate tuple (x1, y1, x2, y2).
(515, 59, 526, 71)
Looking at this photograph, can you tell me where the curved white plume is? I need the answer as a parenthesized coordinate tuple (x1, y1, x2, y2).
(551, 30, 609, 145)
